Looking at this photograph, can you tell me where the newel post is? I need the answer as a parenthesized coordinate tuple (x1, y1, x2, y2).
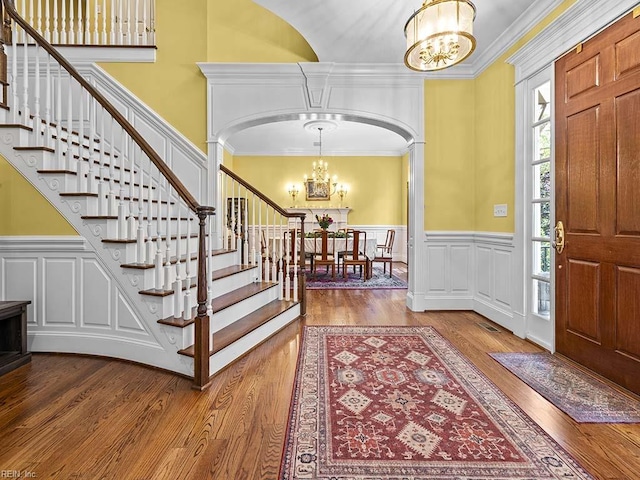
(193, 205, 215, 391)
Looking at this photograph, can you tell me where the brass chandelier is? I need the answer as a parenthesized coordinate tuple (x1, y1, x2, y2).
(404, 0, 477, 72)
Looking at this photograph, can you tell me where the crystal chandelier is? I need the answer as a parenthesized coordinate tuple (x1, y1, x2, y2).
(404, 0, 476, 72)
(303, 127, 338, 188)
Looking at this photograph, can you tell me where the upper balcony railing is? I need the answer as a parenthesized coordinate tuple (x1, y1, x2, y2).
(13, 0, 155, 47)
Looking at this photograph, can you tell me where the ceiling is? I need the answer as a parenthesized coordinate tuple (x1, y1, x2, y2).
(227, 0, 561, 156)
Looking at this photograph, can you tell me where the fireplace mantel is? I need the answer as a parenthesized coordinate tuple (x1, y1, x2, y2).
(286, 207, 351, 232)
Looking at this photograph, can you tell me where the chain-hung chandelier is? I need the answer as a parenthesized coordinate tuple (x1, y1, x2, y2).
(404, 0, 476, 72)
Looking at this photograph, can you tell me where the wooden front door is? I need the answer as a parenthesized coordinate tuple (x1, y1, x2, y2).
(555, 11, 640, 394)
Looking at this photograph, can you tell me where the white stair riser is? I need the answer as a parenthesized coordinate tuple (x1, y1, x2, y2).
(209, 304, 300, 376)
(210, 285, 280, 334)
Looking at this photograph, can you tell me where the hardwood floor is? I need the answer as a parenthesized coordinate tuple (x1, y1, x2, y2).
(1, 264, 639, 479)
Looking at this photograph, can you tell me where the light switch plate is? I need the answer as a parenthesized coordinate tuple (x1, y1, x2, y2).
(494, 204, 508, 217)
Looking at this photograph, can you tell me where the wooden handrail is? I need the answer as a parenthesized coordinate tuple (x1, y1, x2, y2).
(0, 0, 201, 213)
(221, 165, 305, 221)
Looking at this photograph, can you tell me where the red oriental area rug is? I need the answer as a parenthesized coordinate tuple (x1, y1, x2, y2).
(279, 326, 594, 479)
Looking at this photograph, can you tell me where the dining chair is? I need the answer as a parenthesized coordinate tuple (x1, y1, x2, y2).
(373, 229, 395, 277)
(335, 228, 354, 269)
(341, 230, 368, 281)
(311, 230, 336, 279)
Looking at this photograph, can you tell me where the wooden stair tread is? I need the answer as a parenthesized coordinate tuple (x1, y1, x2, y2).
(14, 146, 56, 153)
(139, 277, 196, 297)
(211, 282, 278, 314)
(178, 299, 298, 357)
(103, 233, 199, 244)
(211, 264, 256, 281)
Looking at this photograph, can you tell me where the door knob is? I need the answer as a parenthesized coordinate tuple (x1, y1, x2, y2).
(553, 220, 565, 254)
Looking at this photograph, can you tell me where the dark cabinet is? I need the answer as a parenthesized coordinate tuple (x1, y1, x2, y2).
(0, 301, 32, 376)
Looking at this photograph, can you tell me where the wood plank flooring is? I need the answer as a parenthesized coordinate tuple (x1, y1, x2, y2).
(1, 265, 639, 479)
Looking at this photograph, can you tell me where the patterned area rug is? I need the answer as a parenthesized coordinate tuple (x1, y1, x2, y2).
(280, 326, 593, 479)
(490, 352, 640, 423)
(305, 265, 407, 290)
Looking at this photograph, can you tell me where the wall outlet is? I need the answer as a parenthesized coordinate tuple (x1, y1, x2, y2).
(494, 204, 508, 217)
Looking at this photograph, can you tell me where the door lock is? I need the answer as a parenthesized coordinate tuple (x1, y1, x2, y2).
(553, 220, 565, 254)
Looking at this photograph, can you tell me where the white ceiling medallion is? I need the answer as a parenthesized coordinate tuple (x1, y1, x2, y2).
(303, 120, 338, 133)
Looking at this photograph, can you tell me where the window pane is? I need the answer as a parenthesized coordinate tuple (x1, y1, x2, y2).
(533, 202, 551, 238)
(533, 240, 551, 277)
(533, 162, 551, 199)
(534, 122, 551, 161)
(534, 83, 551, 122)
(533, 279, 551, 318)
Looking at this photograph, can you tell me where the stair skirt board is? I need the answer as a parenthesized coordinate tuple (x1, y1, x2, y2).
(209, 303, 301, 377)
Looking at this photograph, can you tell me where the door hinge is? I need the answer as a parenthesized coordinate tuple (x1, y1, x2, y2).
(633, 6, 640, 18)
(575, 43, 583, 53)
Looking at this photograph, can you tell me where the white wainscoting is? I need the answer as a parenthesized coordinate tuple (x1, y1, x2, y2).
(0, 236, 172, 366)
(423, 232, 520, 336)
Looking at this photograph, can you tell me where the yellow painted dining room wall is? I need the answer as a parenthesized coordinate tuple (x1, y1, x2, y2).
(0, 156, 76, 235)
(232, 155, 405, 226)
(100, 0, 316, 155)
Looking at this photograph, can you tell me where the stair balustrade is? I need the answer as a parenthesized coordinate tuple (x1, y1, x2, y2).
(219, 165, 308, 313)
(12, 0, 155, 46)
(0, 0, 212, 388)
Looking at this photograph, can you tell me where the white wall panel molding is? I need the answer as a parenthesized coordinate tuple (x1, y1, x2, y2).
(0, 235, 192, 376)
(421, 231, 519, 334)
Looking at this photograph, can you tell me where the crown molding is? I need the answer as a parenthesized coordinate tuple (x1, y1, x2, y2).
(507, 0, 639, 83)
(468, 0, 565, 76)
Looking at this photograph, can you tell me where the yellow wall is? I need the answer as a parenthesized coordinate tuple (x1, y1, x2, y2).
(424, 0, 577, 233)
(100, 0, 316, 154)
(424, 80, 476, 231)
(0, 156, 76, 235)
(232, 155, 405, 225)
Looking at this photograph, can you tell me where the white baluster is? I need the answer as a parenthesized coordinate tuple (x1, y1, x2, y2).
(293, 224, 299, 302)
(164, 183, 172, 290)
(68, 0, 75, 44)
(19, 0, 26, 44)
(136, 150, 146, 264)
(33, 45, 41, 146)
(35, 0, 42, 38)
(44, 0, 51, 41)
(28, 0, 34, 41)
(278, 219, 284, 300)
(108, 117, 117, 216)
(21, 33, 30, 125)
(127, 138, 136, 239)
(258, 200, 263, 281)
(117, 0, 124, 45)
(271, 209, 277, 282)
(10, 21, 18, 123)
(101, 0, 107, 44)
(109, 0, 116, 45)
(87, 97, 96, 196)
(93, 0, 99, 44)
(183, 211, 192, 317)
(43, 53, 51, 149)
(117, 125, 127, 239)
(84, 0, 91, 45)
(55, 64, 64, 170)
(285, 225, 291, 301)
(142, 0, 148, 45)
(52, 0, 58, 44)
(133, 0, 140, 45)
(77, 0, 84, 44)
(145, 156, 154, 262)
(172, 203, 183, 318)
(243, 191, 249, 265)
(60, 0, 66, 44)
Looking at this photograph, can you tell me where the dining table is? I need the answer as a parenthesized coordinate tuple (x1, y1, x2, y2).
(262, 233, 379, 279)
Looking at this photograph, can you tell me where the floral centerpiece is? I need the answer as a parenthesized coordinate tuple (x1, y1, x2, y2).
(315, 214, 333, 230)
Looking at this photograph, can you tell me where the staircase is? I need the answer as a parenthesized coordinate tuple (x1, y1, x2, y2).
(0, 0, 306, 389)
